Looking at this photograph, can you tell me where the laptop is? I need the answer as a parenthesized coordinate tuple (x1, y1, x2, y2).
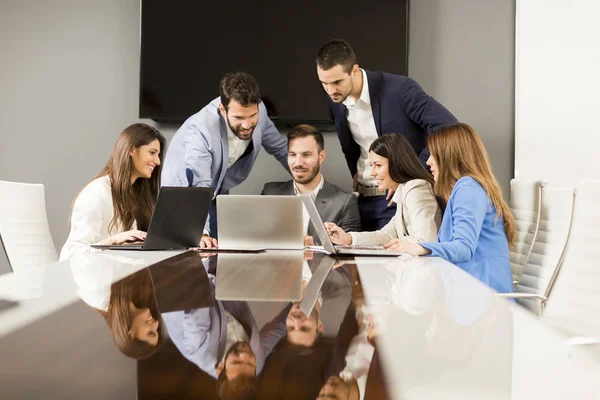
(91, 186, 214, 251)
(215, 250, 304, 301)
(300, 194, 411, 257)
(299, 255, 336, 317)
(216, 195, 304, 251)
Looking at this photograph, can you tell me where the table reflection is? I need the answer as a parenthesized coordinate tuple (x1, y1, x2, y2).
(67, 250, 391, 399)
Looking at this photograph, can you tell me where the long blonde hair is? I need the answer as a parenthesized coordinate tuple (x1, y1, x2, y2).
(427, 123, 515, 246)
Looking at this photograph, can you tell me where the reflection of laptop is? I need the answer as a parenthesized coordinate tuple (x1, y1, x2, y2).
(300, 194, 410, 257)
(215, 250, 304, 301)
(300, 255, 336, 317)
(91, 187, 214, 251)
(148, 251, 213, 312)
(216, 195, 304, 251)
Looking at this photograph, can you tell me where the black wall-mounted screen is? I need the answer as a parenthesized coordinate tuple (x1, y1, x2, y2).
(140, 1, 409, 123)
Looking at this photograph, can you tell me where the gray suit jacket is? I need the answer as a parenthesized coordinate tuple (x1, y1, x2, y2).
(261, 180, 361, 240)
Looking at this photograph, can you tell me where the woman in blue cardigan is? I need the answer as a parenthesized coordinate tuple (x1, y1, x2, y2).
(393, 123, 515, 293)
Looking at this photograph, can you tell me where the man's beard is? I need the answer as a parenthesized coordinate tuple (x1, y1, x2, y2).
(227, 341, 253, 357)
(293, 163, 321, 185)
(227, 118, 255, 140)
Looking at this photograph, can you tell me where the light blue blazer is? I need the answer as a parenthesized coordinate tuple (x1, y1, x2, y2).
(161, 97, 290, 233)
(162, 275, 290, 378)
(421, 177, 513, 294)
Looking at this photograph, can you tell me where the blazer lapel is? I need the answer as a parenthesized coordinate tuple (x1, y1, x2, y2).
(366, 70, 383, 136)
(217, 113, 230, 193)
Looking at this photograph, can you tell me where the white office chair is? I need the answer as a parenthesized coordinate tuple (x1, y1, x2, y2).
(543, 179, 600, 342)
(508, 179, 544, 283)
(511, 186, 576, 314)
(0, 180, 58, 272)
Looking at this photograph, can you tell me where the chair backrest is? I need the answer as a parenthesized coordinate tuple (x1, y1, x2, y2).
(515, 186, 575, 314)
(543, 179, 600, 336)
(509, 179, 543, 282)
(0, 180, 58, 272)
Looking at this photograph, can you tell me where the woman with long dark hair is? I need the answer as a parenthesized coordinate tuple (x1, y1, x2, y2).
(393, 123, 516, 293)
(326, 134, 442, 251)
(100, 268, 166, 359)
(60, 123, 166, 260)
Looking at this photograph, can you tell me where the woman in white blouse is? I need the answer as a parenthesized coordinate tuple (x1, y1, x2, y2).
(60, 123, 166, 260)
(325, 134, 442, 252)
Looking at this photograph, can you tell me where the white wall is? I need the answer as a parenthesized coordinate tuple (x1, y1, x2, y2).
(515, 0, 600, 185)
(409, 0, 516, 197)
(0, 0, 143, 273)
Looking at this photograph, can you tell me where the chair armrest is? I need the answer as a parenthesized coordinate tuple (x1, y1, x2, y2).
(565, 336, 600, 346)
(496, 292, 547, 301)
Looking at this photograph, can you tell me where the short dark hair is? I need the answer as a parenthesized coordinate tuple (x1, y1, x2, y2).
(219, 72, 262, 111)
(287, 124, 325, 152)
(216, 366, 256, 400)
(316, 39, 357, 74)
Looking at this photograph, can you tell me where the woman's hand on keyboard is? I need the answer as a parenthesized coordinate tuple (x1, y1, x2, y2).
(384, 239, 430, 256)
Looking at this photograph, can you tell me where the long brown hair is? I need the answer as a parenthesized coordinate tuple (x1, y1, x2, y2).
(369, 134, 445, 211)
(74, 123, 166, 233)
(427, 123, 516, 246)
(99, 268, 166, 359)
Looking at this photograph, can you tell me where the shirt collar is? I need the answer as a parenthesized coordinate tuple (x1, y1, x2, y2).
(293, 174, 324, 200)
(391, 183, 405, 204)
(343, 69, 371, 108)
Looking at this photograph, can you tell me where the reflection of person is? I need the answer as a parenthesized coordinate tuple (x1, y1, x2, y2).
(162, 275, 291, 384)
(216, 341, 258, 400)
(326, 134, 441, 251)
(286, 302, 324, 347)
(160, 72, 289, 247)
(316, 375, 359, 400)
(262, 124, 360, 245)
(316, 39, 456, 231)
(99, 267, 166, 359)
(394, 123, 516, 293)
(60, 123, 166, 260)
(71, 253, 165, 359)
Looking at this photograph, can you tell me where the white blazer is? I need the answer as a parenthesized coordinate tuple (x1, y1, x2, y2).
(351, 179, 441, 245)
(59, 176, 136, 260)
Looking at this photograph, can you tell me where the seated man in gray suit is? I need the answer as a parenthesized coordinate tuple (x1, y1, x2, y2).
(161, 72, 290, 247)
(261, 124, 360, 245)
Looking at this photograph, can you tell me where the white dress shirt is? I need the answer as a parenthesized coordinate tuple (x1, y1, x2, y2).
(221, 310, 251, 363)
(226, 123, 251, 168)
(344, 69, 379, 187)
(60, 175, 137, 260)
(293, 174, 324, 234)
(339, 303, 374, 400)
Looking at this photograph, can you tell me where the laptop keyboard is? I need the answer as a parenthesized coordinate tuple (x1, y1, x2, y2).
(335, 244, 385, 250)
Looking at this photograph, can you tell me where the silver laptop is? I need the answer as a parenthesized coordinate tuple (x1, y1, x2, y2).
(215, 250, 304, 301)
(300, 194, 410, 257)
(216, 195, 304, 251)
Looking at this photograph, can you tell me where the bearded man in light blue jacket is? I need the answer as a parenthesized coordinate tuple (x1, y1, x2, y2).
(161, 72, 290, 246)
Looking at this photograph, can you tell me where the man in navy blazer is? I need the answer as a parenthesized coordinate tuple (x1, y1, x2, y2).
(161, 72, 290, 246)
(316, 39, 457, 231)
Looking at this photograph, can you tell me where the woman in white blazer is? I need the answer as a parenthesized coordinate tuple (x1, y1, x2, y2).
(60, 123, 166, 260)
(326, 134, 442, 252)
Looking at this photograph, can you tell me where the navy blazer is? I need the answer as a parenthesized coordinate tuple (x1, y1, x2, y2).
(328, 70, 457, 176)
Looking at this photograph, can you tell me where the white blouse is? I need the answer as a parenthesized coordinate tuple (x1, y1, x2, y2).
(350, 179, 441, 246)
(59, 175, 137, 260)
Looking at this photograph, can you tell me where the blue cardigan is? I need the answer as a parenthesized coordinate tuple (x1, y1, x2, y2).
(421, 177, 513, 293)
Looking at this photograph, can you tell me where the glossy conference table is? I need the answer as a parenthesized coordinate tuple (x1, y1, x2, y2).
(0, 249, 599, 399)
